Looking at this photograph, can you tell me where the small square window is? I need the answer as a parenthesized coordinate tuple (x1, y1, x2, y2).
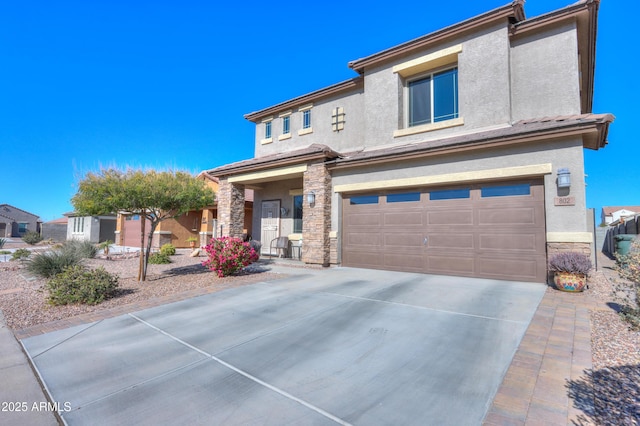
(349, 195, 379, 205)
(265, 121, 272, 139)
(429, 188, 470, 200)
(481, 184, 530, 198)
(387, 192, 421, 203)
(302, 110, 311, 129)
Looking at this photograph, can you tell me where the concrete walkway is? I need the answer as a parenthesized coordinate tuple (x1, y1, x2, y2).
(0, 262, 614, 425)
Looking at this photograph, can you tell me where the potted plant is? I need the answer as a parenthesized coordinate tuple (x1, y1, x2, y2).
(548, 251, 592, 292)
(186, 236, 198, 249)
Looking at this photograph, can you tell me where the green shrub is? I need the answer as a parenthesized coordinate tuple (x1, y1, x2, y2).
(47, 265, 118, 305)
(11, 248, 31, 261)
(61, 240, 98, 259)
(22, 231, 43, 245)
(148, 252, 171, 264)
(615, 238, 640, 330)
(0, 250, 10, 255)
(160, 243, 176, 256)
(0, 238, 6, 248)
(26, 250, 82, 279)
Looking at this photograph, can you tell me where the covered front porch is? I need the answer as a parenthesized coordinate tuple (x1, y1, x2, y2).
(207, 145, 339, 266)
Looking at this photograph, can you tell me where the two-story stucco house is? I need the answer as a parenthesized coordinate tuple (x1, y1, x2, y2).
(207, 0, 613, 283)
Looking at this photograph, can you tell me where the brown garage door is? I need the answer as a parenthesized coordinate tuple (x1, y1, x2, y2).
(342, 179, 547, 282)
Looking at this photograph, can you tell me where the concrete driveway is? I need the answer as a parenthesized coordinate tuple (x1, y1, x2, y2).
(22, 267, 545, 425)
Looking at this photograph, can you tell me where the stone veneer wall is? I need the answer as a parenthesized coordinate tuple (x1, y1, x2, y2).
(302, 162, 331, 265)
(217, 179, 245, 238)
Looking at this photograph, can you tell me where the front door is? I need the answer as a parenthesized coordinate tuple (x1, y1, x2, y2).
(261, 200, 280, 254)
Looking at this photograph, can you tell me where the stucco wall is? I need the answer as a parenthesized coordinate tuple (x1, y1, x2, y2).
(363, 24, 512, 148)
(510, 22, 581, 120)
(253, 89, 365, 157)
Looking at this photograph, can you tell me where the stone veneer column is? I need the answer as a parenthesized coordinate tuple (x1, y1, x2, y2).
(217, 179, 245, 238)
(302, 162, 331, 266)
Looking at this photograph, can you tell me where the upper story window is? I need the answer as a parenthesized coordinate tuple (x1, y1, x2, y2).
(303, 110, 311, 129)
(298, 104, 313, 136)
(261, 117, 274, 145)
(408, 67, 458, 127)
(265, 120, 272, 139)
(392, 44, 464, 138)
(283, 115, 290, 134)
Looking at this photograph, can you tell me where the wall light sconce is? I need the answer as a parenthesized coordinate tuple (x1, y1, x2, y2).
(557, 168, 571, 188)
(306, 191, 316, 206)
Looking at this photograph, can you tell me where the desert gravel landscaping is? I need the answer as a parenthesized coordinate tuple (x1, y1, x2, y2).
(0, 248, 283, 331)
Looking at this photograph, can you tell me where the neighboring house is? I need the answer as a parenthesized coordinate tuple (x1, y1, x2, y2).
(114, 173, 253, 249)
(601, 206, 640, 225)
(0, 204, 41, 238)
(207, 0, 613, 283)
(65, 212, 117, 244)
(41, 217, 68, 242)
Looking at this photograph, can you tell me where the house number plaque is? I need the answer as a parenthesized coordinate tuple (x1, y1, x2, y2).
(554, 196, 575, 206)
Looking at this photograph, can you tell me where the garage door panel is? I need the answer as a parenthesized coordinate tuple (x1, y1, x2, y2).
(342, 180, 546, 282)
(427, 255, 475, 275)
(384, 233, 424, 248)
(476, 257, 544, 282)
(346, 233, 381, 247)
(427, 233, 474, 250)
(345, 213, 382, 227)
(477, 208, 537, 226)
(384, 211, 423, 226)
(426, 210, 473, 225)
(384, 253, 424, 271)
(478, 233, 540, 251)
(343, 251, 383, 269)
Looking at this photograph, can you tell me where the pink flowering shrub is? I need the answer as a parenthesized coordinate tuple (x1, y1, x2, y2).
(202, 237, 259, 277)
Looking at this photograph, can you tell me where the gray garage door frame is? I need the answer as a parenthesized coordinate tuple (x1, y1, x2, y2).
(342, 178, 547, 282)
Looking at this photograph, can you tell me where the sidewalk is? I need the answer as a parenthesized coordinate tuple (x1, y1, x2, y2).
(0, 310, 58, 425)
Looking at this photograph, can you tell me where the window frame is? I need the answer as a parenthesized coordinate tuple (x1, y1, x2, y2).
(293, 195, 303, 233)
(405, 65, 459, 128)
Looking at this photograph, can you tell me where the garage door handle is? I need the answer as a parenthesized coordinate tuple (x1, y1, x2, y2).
(423, 237, 428, 246)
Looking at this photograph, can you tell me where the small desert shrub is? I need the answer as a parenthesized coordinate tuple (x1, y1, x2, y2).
(202, 236, 259, 277)
(615, 238, 640, 330)
(548, 251, 592, 275)
(0, 238, 6, 248)
(22, 230, 43, 245)
(61, 240, 97, 259)
(160, 243, 176, 256)
(11, 248, 31, 261)
(47, 265, 118, 305)
(148, 252, 171, 264)
(0, 250, 10, 255)
(27, 250, 82, 279)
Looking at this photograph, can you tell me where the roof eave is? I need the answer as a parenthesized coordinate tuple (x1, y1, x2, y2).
(244, 78, 363, 123)
(347, 1, 525, 74)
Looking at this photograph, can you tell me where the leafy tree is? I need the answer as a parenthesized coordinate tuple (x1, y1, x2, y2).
(72, 168, 215, 281)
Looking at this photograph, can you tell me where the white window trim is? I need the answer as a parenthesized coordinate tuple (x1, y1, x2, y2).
(298, 104, 313, 135)
(393, 44, 462, 77)
(260, 116, 273, 144)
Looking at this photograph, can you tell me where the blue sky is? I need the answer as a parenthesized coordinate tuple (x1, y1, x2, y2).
(1, 0, 635, 222)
